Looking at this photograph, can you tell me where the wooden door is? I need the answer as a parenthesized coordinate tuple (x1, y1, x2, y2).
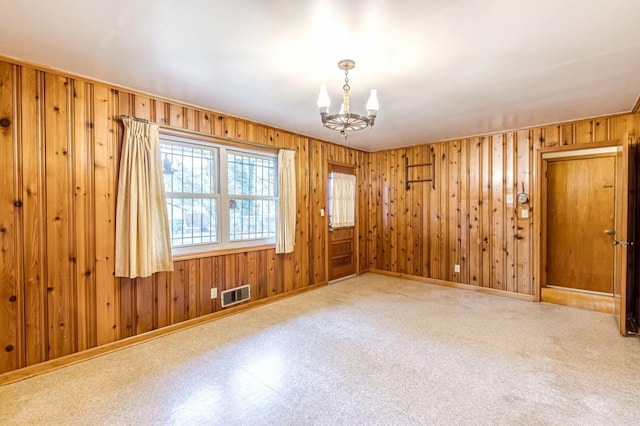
(329, 227, 356, 280)
(328, 165, 357, 281)
(546, 155, 616, 294)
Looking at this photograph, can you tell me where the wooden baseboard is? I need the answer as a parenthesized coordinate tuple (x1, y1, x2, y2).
(370, 269, 535, 302)
(541, 287, 615, 314)
(0, 281, 327, 387)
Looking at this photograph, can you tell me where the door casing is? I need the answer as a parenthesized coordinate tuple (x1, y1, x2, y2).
(534, 140, 631, 335)
(327, 162, 359, 282)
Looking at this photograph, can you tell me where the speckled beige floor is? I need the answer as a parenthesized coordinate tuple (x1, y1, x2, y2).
(2, 273, 640, 425)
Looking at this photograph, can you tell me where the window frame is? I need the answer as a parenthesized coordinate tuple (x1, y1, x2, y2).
(162, 139, 220, 248)
(222, 148, 278, 243)
(160, 133, 278, 256)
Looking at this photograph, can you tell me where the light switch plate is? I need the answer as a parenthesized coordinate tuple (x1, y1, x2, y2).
(506, 194, 514, 205)
(320, 208, 325, 217)
(521, 208, 529, 219)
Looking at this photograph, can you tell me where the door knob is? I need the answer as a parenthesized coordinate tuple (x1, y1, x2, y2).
(604, 229, 615, 236)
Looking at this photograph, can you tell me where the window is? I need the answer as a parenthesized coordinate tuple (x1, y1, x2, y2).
(227, 152, 277, 241)
(328, 171, 356, 228)
(162, 143, 218, 247)
(160, 134, 277, 254)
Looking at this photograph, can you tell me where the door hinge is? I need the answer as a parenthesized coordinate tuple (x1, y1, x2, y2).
(613, 240, 634, 246)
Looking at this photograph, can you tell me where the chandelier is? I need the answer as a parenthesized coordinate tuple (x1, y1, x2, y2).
(317, 59, 379, 139)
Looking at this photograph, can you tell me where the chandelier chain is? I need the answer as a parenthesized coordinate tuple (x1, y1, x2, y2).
(343, 68, 350, 92)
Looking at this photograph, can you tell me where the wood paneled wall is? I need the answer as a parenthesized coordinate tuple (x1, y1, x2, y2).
(366, 113, 640, 294)
(0, 59, 368, 375)
(1, 54, 638, 377)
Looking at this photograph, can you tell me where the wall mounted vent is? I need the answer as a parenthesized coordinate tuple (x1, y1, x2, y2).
(221, 285, 251, 308)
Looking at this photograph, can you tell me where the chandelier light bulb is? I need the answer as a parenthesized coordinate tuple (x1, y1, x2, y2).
(317, 84, 330, 113)
(366, 89, 379, 114)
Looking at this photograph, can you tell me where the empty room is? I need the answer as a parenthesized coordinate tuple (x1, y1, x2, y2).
(1, 0, 640, 424)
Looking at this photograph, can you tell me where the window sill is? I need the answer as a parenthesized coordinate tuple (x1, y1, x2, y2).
(171, 244, 276, 262)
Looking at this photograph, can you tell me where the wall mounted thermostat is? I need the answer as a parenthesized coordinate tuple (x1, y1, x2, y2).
(517, 182, 529, 205)
(517, 191, 529, 205)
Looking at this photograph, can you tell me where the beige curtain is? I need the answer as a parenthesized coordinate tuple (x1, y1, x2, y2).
(330, 172, 356, 228)
(276, 149, 296, 254)
(115, 118, 173, 278)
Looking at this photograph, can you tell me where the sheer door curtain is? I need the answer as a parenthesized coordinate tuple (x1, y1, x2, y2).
(276, 149, 296, 254)
(115, 118, 173, 278)
(330, 172, 356, 228)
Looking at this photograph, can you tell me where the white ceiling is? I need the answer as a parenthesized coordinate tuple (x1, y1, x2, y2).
(2, 0, 640, 151)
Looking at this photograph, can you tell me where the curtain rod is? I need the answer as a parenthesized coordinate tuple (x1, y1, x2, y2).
(119, 115, 296, 152)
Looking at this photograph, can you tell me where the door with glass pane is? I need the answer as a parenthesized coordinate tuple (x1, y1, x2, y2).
(328, 164, 357, 281)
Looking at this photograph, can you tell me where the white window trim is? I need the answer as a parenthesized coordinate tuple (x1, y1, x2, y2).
(160, 133, 277, 257)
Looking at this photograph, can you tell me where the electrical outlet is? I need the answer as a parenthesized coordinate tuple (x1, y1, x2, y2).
(454, 264, 461, 273)
(210, 288, 218, 299)
(521, 208, 529, 219)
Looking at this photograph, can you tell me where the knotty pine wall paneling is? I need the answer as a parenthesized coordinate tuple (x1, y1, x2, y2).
(368, 113, 639, 295)
(489, 133, 505, 291)
(515, 130, 533, 295)
(0, 58, 366, 376)
(408, 146, 424, 277)
(73, 80, 96, 353)
(1, 54, 637, 377)
(480, 136, 492, 288)
(0, 62, 20, 373)
(433, 143, 447, 279)
(93, 85, 121, 347)
(458, 140, 470, 284)
(394, 148, 402, 272)
(309, 140, 327, 283)
(447, 140, 459, 283)
(20, 67, 46, 367)
(356, 150, 369, 273)
(468, 137, 483, 286)
(44, 73, 74, 360)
